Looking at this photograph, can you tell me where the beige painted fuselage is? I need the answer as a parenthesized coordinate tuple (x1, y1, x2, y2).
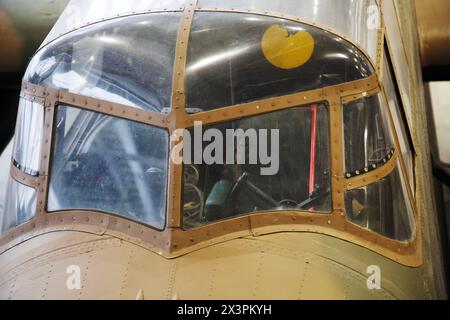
(0, 0, 447, 300)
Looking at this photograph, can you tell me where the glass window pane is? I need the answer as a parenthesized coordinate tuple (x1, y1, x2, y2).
(183, 104, 331, 230)
(186, 12, 374, 112)
(343, 95, 394, 176)
(383, 52, 415, 193)
(1, 178, 36, 233)
(48, 105, 169, 230)
(383, 0, 413, 129)
(345, 164, 415, 241)
(197, 0, 379, 63)
(12, 98, 44, 176)
(25, 13, 181, 112)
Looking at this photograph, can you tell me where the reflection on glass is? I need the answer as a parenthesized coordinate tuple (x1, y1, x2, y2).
(12, 98, 44, 176)
(197, 0, 379, 62)
(183, 104, 331, 230)
(48, 105, 169, 230)
(186, 12, 374, 111)
(25, 13, 180, 112)
(2, 178, 36, 233)
(383, 54, 415, 192)
(343, 95, 394, 175)
(345, 165, 415, 241)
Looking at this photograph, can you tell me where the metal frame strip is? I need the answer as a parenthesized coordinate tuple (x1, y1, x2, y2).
(10, 165, 40, 189)
(166, 1, 197, 228)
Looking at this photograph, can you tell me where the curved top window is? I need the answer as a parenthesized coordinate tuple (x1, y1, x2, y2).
(25, 13, 181, 113)
(186, 12, 374, 112)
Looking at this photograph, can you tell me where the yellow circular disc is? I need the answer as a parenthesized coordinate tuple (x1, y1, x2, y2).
(261, 25, 315, 70)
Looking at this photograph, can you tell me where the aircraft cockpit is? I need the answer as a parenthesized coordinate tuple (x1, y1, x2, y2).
(1, 2, 418, 266)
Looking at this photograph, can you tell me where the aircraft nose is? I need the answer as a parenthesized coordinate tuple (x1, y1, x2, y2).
(0, 231, 399, 300)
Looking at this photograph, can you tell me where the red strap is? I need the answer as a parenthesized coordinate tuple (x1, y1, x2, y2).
(309, 104, 318, 196)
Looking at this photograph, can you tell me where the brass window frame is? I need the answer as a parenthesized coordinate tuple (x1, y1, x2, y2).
(0, 3, 421, 267)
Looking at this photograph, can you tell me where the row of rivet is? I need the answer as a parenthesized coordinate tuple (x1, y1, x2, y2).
(345, 149, 396, 179)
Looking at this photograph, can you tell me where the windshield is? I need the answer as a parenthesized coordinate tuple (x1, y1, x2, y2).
(48, 105, 169, 230)
(182, 103, 331, 229)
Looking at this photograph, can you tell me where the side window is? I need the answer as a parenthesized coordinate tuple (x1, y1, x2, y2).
(12, 98, 44, 176)
(2, 178, 36, 233)
(382, 45, 415, 193)
(343, 95, 394, 177)
(343, 94, 415, 241)
(344, 164, 415, 241)
(2, 97, 43, 233)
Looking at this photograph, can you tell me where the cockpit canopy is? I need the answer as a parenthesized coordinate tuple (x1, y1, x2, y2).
(25, 12, 373, 113)
(3, 10, 414, 245)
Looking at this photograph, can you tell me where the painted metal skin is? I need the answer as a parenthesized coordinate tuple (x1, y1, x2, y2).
(0, 0, 447, 300)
